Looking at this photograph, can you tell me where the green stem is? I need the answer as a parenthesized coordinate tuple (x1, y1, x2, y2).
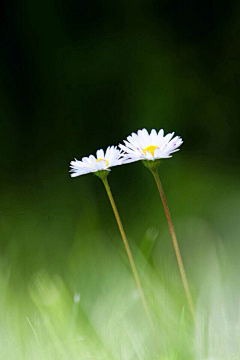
(151, 168, 195, 320)
(101, 175, 159, 348)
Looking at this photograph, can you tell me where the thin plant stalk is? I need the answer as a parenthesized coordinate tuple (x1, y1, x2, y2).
(151, 167, 195, 319)
(101, 175, 159, 348)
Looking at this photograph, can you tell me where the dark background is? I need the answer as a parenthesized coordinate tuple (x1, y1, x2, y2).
(1, 0, 240, 174)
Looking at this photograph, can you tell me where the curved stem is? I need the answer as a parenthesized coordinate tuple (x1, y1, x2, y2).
(151, 168, 195, 320)
(101, 176, 159, 349)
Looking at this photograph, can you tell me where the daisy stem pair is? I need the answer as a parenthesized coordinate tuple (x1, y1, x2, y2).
(150, 166, 195, 319)
(101, 173, 159, 348)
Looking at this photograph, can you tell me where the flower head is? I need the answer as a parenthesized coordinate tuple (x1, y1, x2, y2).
(70, 146, 121, 177)
(119, 128, 183, 164)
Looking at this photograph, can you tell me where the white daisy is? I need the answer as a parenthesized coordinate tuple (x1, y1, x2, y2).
(119, 128, 183, 163)
(70, 146, 121, 177)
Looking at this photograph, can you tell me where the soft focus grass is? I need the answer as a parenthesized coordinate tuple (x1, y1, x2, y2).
(0, 157, 240, 359)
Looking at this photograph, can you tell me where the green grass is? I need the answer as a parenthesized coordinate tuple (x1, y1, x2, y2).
(0, 157, 240, 359)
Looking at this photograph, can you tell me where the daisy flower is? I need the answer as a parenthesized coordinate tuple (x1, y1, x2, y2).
(119, 128, 194, 317)
(69, 144, 156, 338)
(119, 128, 183, 163)
(70, 146, 121, 177)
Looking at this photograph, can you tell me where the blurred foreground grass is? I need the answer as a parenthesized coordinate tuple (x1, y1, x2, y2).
(0, 156, 240, 359)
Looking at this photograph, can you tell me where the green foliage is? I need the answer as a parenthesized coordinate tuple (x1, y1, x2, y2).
(0, 158, 239, 359)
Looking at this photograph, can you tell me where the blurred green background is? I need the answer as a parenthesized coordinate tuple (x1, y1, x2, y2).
(0, 1, 240, 359)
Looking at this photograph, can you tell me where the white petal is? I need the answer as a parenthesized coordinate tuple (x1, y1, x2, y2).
(96, 149, 104, 159)
(105, 146, 110, 159)
(154, 148, 161, 158)
(141, 128, 151, 146)
(89, 155, 96, 165)
(158, 129, 164, 142)
(145, 151, 153, 159)
(119, 143, 137, 155)
(150, 129, 158, 144)
(123, 140, 139, 152)
(82, 157, 92, 166)
(131, 132, 144, 148)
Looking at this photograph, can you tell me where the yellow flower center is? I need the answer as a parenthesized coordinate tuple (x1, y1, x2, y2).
(143, 145, 158, 157)
(96, 158, 109, 166)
